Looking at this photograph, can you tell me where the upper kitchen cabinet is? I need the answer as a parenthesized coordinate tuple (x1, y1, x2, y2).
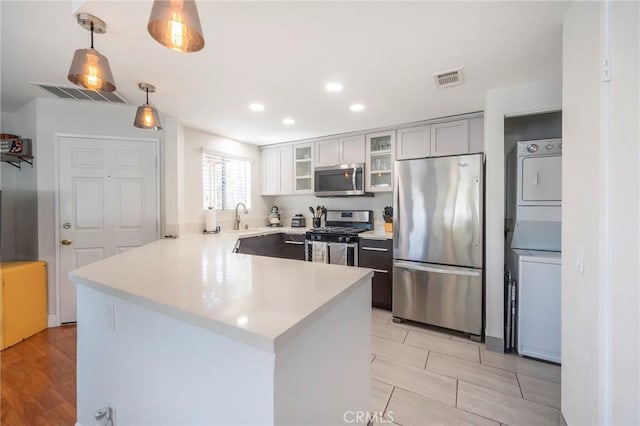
(262, 145, 293, 195)
(430, 120, 469, 156)
(396, 125, 430, 160)
(365, 131, 395, 192)
(429, 117, 484, 156)
(293, 143, 314, 194)
(314, 135, 365, 167)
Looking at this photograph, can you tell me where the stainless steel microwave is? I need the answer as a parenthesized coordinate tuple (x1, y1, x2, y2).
(314, 163, 369, 197)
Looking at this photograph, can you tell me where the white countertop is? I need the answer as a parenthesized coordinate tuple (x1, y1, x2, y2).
(69, 231, 373, 353)
(360, 229, 393, 240)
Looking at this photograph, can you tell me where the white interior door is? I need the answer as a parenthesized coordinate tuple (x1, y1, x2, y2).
(58, 136, 158, 323)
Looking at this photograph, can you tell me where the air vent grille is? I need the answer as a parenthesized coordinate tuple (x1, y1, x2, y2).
(31, 82, 129, 104)
(433, 68, 463, 89)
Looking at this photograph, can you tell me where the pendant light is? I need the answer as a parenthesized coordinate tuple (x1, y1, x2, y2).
(67, 13, 116, 92)
(133, 83, 162, 130)
(147, 0, 205, 53)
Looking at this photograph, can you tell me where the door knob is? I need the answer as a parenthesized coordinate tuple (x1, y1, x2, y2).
(61, 239, 72, 246)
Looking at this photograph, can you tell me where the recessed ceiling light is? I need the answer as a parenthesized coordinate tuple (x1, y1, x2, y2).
(326, 82, 343, 92)
(248, 103, 265, 111)
(282, 118, 295, 125)
(349, 103, 365, 112)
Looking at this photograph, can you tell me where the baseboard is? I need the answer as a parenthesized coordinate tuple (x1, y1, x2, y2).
(48, 314, 60, 328)
(559, 411, 567, 426)
(484, 335, 505, 353)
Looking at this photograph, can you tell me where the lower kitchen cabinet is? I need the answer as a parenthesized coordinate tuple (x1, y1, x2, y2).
(358, 238, 393, 310)
(235, 233, 282, 258)
(236, 233, 305, 261)
(280, 234, 306, 260)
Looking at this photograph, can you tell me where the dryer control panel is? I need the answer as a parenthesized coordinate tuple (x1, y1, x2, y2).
(518, 139, 562, 157)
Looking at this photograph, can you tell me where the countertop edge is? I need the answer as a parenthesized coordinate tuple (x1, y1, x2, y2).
(273, 271, 373, 351)
(70, 263, 374, 354)
(70, 274, 276, 353)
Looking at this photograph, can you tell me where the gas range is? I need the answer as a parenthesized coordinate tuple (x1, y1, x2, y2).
(305, 210, 373, 244)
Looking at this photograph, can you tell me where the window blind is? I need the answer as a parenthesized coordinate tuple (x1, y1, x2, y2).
(202, 152, 252, 210)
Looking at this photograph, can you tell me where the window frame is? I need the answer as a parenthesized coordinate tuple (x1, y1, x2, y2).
(202, 149, 252, 211)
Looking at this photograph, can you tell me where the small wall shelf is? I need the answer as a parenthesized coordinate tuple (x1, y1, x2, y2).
(1, 136, 33, 170)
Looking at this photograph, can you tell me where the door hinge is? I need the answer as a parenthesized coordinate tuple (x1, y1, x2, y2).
(601, 57, 611, 82)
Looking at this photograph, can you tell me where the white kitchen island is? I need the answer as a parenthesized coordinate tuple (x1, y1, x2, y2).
(69, 231, 373, 426)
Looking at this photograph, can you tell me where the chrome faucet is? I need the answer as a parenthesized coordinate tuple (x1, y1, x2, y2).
(234, 202, 248, 230)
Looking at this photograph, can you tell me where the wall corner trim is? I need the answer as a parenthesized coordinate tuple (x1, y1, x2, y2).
(48, 314, 61, 328)
(484, 335, 505, 353)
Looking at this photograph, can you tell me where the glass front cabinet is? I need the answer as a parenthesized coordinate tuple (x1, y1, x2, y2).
(365, 131, 395, 192)
(293, 143, 314, 194)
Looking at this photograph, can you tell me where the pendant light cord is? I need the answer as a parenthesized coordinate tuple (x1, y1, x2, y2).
(90, 22, 95, 48)
(146, 88, 150, 105)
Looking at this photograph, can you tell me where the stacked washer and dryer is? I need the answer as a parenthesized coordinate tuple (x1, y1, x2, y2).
(506, 139, 562, 363)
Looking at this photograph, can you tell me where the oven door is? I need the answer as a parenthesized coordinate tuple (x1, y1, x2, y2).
(314, 164, 365, 196)
(306, 240, 358, 266)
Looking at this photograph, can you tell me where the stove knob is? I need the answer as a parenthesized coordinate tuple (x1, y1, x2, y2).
(546, 144, 553, 150)
(338, 236, 344, 242)
(316, 235, 322, 241)
(345, 237, 351, 243)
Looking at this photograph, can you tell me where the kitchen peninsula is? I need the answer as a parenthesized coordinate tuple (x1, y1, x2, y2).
(69, 230, 373, 426)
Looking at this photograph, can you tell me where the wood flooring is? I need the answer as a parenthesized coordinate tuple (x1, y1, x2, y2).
(1, 325, 76, 425)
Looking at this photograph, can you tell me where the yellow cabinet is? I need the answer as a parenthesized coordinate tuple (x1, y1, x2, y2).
(1, 261, 47, 350)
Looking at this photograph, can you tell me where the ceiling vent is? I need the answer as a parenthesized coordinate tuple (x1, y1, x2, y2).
(433, 68, 463, 89)
(30, 82, 129, 104)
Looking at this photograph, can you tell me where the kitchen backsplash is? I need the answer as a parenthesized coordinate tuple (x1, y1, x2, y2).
(272, 193, 393, 229)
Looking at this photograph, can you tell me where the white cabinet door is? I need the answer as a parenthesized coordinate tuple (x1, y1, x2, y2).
(397, 126, 430, 160)
(468, 117, 484, 153)
(315, 138, 340, 167)
(262, 146, 294, 195)
(293, 143, 314, 194)
(365, 131, 394, 192)
(279, 145, 293, 195)
(430, 120, 469, 156)
(340, 134, 365, 164)
(262, 148, 279, 195)
(521, 156, 562, 202)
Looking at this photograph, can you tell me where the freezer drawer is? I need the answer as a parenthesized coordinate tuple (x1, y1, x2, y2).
(392, 261, 483, 336)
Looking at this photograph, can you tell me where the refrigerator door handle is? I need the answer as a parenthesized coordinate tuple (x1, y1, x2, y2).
(394, 261, 481, 277)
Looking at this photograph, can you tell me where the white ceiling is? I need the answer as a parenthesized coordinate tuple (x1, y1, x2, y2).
(1, 1, 568, 145)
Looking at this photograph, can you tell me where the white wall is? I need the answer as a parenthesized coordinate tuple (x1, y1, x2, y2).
(181, 127, 271, 232)
(23, 98, 171, 319)
(1, 102, 38, 261)
(562, 2, 639, 424)
(484, 80, 562, 348)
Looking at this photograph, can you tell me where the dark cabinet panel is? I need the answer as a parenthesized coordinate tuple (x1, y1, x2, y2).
(236, 233, 282, 258)
(280, 234, 305, 260)
(235, 233, 306, 261)
(359, 238, 393, 310)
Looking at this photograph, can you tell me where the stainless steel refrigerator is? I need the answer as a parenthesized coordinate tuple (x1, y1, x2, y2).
(393, 153, 483, 337)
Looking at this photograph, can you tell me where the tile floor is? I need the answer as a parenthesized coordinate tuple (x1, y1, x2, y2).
(370, 308, 561, 426)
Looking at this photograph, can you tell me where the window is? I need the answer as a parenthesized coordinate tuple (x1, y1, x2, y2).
(202, 151, 252, 210)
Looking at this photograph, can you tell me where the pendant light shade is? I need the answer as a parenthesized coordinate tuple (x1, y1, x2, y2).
(67, 14, 116, 92)
(147, 0, 205, 53)
(134, 83, 162, 130)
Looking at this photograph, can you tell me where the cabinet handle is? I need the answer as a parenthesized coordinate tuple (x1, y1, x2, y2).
(284, 241, 304, 245)
(362, 246, 388, 252)
(373, 269, 389, 274)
